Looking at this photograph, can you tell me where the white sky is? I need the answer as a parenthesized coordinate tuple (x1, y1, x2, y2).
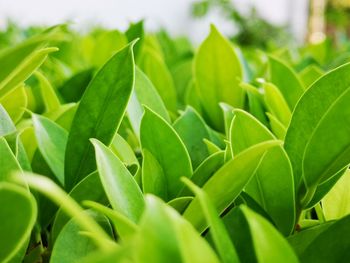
(0, 0, 308, 43)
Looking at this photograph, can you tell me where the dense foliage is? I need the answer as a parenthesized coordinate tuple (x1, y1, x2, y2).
(1, 21, 350, 262)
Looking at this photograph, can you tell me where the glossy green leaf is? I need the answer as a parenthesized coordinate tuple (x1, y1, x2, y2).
(268, 55, 304, 110)
(230, 109, 295, 235)
(65, 42, 135, 190)
(127, 67, 170, 136)
(240, 206, 299, 263)
(183, 178, 239, 263)
(173, 107, 210, 168)
(184, 140, 280, 232)
(32, 114, 67, 185)
(91, 139, 144, 223)
(194, 25, 243, 131)
(285, 63, 350, 206)
(140, 107, 192, 200)
(0, 183, 37, 262)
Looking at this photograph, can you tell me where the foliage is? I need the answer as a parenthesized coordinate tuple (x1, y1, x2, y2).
(1, 21, 350, 262)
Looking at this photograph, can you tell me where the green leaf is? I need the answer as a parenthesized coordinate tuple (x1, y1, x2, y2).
(322, 169, 350, 220)
(127, 67, 170, 137)
(51, 171, 108, 242)
(64, 42, 135, 190)
(32, 114, 67, 185)
(125, 20, 144, 60)
(268, 55, 304, 110)
(299, 64, 323, 88)
(263, 82, 291, 127)
(266, 112, 287, 140)
(84, 200, 137, 240)
(300, 214, 350, 263)
(0, 137, 23, 182)
(284, 63, 350, 206)
(140, 107, 192, 200)
(183, 178, 239, 263)
(173, 107, 210, 168)
(91, 139, 144, 223)
(0, 47, 58, 97)
(134, 195, 220, 263)
(194, 25, 243, 131)
(139, 47, 177, 112)
(142, 148, 167, 200)
(0, 183, 37, 262)
(0, 104, 16, 136)
(110, 133, 139, 166)
(51, 211, 113, 263)
(35, 71, 61, 112)
(230, 109, 295, 235)
(59, 68, 94, 103)
(287, 222, 333, 257)
(0, 84, 27, 123)
(240, 206, 299, 263)
(21, 172, 112, 249)
(184, 140, 281, 232)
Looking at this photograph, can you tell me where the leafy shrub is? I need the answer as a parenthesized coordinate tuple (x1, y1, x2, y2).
(1, 22, 350, 263)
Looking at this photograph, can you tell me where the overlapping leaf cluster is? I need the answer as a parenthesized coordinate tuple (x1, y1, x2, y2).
(1, 22, 350, 263)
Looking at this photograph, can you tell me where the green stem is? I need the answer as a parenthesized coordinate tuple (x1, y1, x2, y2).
(315, 203, 325, 223)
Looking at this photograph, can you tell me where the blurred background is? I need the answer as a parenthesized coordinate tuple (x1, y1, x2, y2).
(0, 0, 349, 46)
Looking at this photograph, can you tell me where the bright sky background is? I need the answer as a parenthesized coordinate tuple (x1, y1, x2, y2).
(0, 0, 308, 43)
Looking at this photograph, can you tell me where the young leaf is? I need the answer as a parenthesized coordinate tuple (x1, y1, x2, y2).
(64, 42, 135, 190)
(32, 114, 67, 186)
(140, 107, 192, 200)
(268, 55, 304, 110)
(91, 139, 144, 223)
(230, 109, 295, 235)
(194, 25, 243, 131)
(184, 140, 281, 232)
(0, 137, 23, 182)
(0, 183, 37, 262)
